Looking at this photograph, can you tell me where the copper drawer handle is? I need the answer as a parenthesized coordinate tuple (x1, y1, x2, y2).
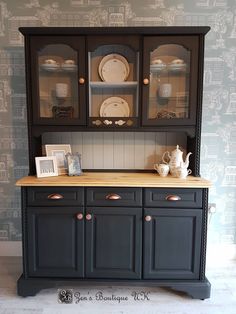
(47, 193, 64, 200)
(105, 193, 122, 200)
(166, 195, 181, 201)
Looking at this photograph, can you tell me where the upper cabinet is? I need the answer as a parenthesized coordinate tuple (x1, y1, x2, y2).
(20, 27, 210, 130)
(29, 36, 86, 125)
(142, 36, 198, 126)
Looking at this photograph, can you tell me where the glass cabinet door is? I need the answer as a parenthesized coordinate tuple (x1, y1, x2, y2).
(87, 36, 140, 128)
(30, 36, 86, 125)
(142, 36, 199, 126)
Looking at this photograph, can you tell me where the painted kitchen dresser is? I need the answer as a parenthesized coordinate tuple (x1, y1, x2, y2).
(17, 27, 211, 299)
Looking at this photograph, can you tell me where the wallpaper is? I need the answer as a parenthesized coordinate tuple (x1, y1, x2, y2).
(0, 0, 235, 247)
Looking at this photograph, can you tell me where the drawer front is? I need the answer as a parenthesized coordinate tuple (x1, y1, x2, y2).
(144, 188, 202, 208)
(27, 187, 84, 206)
(86, 187, 142, 207)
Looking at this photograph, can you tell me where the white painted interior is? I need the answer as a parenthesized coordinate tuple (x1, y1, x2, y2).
(42, 132, 187, 170)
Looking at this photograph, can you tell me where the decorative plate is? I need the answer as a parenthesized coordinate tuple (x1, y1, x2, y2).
(100, 96, 130, 117)
(98, 54, 129, 82)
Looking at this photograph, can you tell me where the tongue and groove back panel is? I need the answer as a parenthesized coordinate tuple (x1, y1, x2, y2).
(42, 132, 186, 170)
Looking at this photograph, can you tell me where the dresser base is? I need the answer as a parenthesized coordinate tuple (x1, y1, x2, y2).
(17, 274, 211, 300)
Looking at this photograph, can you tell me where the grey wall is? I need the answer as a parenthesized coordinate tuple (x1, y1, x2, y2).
(0, 0, 235, 246)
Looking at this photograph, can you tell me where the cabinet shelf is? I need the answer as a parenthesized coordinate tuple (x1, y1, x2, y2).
(90, 81, 138, 88)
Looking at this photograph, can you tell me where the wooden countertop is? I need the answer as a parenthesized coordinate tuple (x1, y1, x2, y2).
(16, 172, 212, 188)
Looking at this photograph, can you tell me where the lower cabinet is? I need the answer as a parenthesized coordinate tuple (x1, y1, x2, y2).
(27, 207, 84, 277)
(26, 205, 142, 279)
(20, 186, 210, 299)
(86, 207, 142, 279)
(144, 208, 202, 279)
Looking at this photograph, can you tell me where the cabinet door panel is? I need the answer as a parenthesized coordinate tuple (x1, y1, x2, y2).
(86, 207, 142, 279)
(27, 207, 84, 277)
(30, 36, 86, 125)
(142, 36, 199, 126)
(144, 208, 202, 279)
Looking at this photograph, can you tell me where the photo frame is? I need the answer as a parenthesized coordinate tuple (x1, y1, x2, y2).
(45, 144, 72, 175)
(35, 156, 58, 178)
(66, 152, 83, 176)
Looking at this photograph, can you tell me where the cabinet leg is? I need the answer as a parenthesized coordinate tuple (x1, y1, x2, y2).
(17, 275, 51, 297)
(170, 279, 211, 299)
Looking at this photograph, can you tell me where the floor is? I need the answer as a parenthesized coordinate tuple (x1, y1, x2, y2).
(0, 257, 235, 314)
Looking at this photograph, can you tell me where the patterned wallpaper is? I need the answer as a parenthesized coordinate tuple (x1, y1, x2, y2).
(0, 0, 235, 247)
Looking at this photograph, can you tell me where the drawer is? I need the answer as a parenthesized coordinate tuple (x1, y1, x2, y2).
(144, 188, 202, 208)
(27, 187, 84, 206)
(86, 187, 142, 207)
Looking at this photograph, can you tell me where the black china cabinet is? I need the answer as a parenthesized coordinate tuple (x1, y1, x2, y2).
(17, 27, 211, 299)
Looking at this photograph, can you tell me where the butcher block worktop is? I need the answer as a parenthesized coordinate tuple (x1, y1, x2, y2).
(16, 172, 211, 188)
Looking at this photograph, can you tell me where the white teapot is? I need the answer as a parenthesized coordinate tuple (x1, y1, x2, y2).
(162, 145, 192, 175)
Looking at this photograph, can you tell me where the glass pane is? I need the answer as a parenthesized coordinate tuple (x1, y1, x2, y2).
(88, 44, 139, 127)
(38, 44, 78, 119)
(148, 44, 190, 120)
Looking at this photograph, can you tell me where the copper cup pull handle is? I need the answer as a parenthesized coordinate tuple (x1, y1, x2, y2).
(166, 195, 181, 201)
(105, 193, 122, 200)
(47, 193, 64, 200)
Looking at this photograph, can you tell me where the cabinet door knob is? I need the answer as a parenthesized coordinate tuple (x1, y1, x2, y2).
(143, 78, 149, 85)
(105, 193, 121, 200)
(166, 195, 181, 201)
(76, 213, 83, 220)
(79, 77, 85, 84)
(145, 215, 152, 222)
(47, 193, 64, 200)
(86, 214, 92, 221)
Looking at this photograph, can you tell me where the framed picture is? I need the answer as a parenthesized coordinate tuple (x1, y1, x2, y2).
(66, 152, 83, 176)
(45, 144, 71, 175)
(35, 157, 58, 178)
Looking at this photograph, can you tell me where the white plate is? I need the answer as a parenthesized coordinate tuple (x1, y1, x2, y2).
(100, 97, 130, 117)
(168, 63, 186, 71)
(150, 64, 167, 73)
(41, 64, 60, 72)
(98, 54, 129, 82)
(61, 64, 77, 72)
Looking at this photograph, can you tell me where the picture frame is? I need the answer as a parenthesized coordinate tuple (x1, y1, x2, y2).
(35, 156, 58, 178)
(66, 152, 83, 176)
(45, 144, 72, 175)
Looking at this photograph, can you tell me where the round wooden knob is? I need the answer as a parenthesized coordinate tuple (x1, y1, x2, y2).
(86, 214, 92, 221)
(143, 78, 149, 85)
(76, 213, 83, 220)
(79, 77, 85, 84)
(145, 215, 152, 222)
